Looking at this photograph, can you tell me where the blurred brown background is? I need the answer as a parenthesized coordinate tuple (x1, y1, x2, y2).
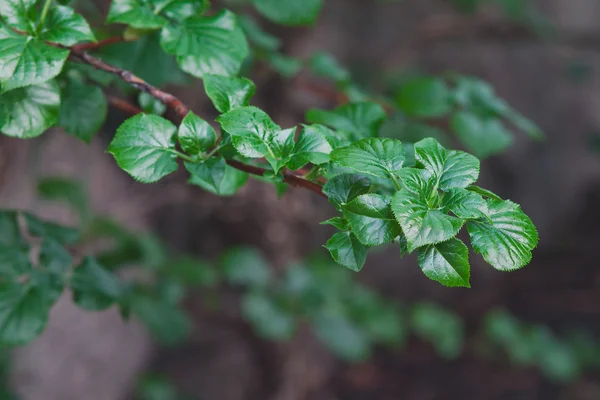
(2, 0, 600, 399)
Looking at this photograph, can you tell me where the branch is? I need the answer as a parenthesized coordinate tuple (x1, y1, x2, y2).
(107, 95, 143, 115)
(72, 36, 124, 52)
(70, 48, 326, 197)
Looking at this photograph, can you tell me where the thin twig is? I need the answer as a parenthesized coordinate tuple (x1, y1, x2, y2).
(72, 36, 124, 52)
(66, 47, 326, 197)
(107, 95, 143, 115)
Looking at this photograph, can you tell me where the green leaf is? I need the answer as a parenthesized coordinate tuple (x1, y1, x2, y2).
(59, 80, 107, 143)
(450, 112, 513, 158)
(0, 26, 69, 92)
(160, 10, 249, 78)
(467, 185, 503, 201)
(286, 125, 333, 170)
(39, 5, 95, 46)
(331, 138, 405, 179)
(178, 111, 216, 155)
(203, 74, 256, 113)
(239, 15, 280, 51)
(0, 81, 60, 138)
(391, 189, 464, 252)
(0, 211, 23, 247)
(266, 52, 302, 78)
(411, 302, 464, 359)
(467, 199, 538, 271)
(309, 51, 350, 84)
(70, 257, 122, 311)
(396, 77, 452, 118)
(0, 246, 30, 277)
(322, 174, 371, 210)
(0, 0, 37, 32)
(312, 307, 370, 361)
(106, 0, 168, 29)
(242, 291, 295, 340)
(130, 293, 191, 346)
(343, 194, 401, 246)
(39, 239, 73, 274)
(320, 217, 349, 231)
(306, 102, 386, 140)
(186, 157, 247, 196)
(24, 213, 80, 244)
(324, 231, 369, 272)
(251, 0, 323, 25)
(138, 92, 166, 116)
(222, 247, 271, 287)
(108, 114, 178, 183)
(417, 238, 470, 288)
(216, 106, 294, 171)
(414, 137, 480, 190)
(441, 188, 487, 219)
(0, 281, 51, 346)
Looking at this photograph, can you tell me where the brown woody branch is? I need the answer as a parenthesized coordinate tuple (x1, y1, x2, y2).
(72, 36, 124, 52)
(67, 46, 325, 197)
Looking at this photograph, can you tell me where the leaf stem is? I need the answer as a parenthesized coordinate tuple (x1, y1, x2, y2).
(37, 0, 53, 34)
(390, 173, 402, 191)
(171, 150, 196, 163)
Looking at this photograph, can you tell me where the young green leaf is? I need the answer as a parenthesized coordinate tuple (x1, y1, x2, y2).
(239, 15, 281, 51)
(108, 114, 178, 183)
(37, 176, 90, 222)
(320, 217, 350, 231)
(0, 0, 37, 32)
(178, 111, 216, 155)
(70, 257, 123, 311)
(39, 6, 96, 46)
(130, 293, 191, 346)
(241, 291, 295, 340)
(138, 92, 166, 115)
(414, 137, 480, 190)
(322, 174, 371, 210)
(306, 102, 386, 140)
(309, 51, 350, 84)
(160, 10, 249, 78)
(251, 0, 323, 26)
(324, 231, 370, 272)
(0, 246, 30, 277)
(186, 157, 248, 196)
(0, 282, 51, 346)
(417, 238, 470, 288)
(441, 188, 487, 219)
(39, 239, 73, 274)
(286, 125, 333, 170)
(222, 247, 272, 287)
(312, 307, 370, 361)
(59, 81, 107, 143)
(331, 138, 406, 179)
(203, 74, 256, 113)
(0, 81, 60, 138)
(343, 194, 401, 246)
(106, 0, 168, 29)
(24, 213, 80, 244)
(467, 185, 503, 201)
(467, 199, 538, 271)
(392, 189, 464, 252)
(396, 77, 452, 118)
(217, 106, 294, 171)
(450, 112, 513, 158)
(0, 26, 69, 92)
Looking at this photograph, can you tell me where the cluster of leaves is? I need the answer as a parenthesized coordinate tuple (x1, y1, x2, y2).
(0, 0, 541, 289)
(483, 310, 600, 383)
(450, 0, 552, 35)
(2, 176, 598, 386)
